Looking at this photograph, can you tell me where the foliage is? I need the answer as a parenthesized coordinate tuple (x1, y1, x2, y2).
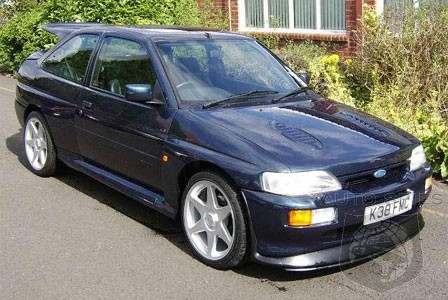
(424, 126, 448, 178)
(349, 4, 448, 114)
(346, 4, 448, 178)
(0, 0, 227, 72)
(274, 41, 355, 107)
(42, 0, 227, 27)
(175, 0, 228, 29)
(247, 32, 280, 49)
(0, 0, 40, 19)
(273, 40, 326, 72)
(0, 8, 56, 73)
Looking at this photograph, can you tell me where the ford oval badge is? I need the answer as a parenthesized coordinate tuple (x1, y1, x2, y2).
(374, 169, 387, 178)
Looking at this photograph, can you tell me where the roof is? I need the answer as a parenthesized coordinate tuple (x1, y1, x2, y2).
(42, 22, 247, 40)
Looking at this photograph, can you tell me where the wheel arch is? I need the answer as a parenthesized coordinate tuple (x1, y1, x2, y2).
(177, 161, 239, 199)
(22, 107, 59, 176)
(23, 104, 40, 123)
(23, 106, 59, 160)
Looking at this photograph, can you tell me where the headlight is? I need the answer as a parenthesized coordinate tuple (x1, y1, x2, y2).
(409, 145, 427, 171)
(261, 170, 342, 196)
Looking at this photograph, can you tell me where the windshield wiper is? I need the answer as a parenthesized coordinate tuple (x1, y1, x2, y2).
(271, 87, 310, 104)
(202, 90, 278, 109)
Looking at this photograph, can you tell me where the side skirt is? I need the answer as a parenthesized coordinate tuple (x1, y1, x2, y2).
(58, 149, 177, 219)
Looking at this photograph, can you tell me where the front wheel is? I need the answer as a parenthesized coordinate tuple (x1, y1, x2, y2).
(181, 171, 248, 269)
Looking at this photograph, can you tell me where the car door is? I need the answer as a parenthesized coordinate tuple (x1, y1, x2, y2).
(37, 34, 99, 154)
(75, 36, 175, 191)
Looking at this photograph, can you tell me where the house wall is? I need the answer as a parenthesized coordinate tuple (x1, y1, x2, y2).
(209, 0, 377, 55)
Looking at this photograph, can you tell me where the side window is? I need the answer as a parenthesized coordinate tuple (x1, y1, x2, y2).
(91, 37, 157, 96)
(42, 34, 98, 84)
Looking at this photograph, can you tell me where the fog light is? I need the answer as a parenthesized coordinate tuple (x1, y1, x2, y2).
(288, 208, 337, 227)
(425, 176, 432, 192)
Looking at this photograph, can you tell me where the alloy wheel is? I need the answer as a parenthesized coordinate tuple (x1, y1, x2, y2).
(183, 180, 235, 261)
(24, 117, 48, 170)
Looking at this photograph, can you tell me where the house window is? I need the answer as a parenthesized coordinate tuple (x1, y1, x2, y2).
(379, 0, 448, 13)
(384, 0, 415, 9)
(241, 0, 346, 31)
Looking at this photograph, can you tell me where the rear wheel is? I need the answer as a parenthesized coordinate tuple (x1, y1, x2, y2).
(181, 171, 248, 269)
(24, 111, 58, 176)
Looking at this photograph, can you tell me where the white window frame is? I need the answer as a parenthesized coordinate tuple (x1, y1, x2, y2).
(238, 0, 346, 33)
(377, 0, 421, 14)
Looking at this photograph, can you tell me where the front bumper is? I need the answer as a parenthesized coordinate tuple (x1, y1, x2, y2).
(242, 166, 432, 270)
(253, 213, 422, 271)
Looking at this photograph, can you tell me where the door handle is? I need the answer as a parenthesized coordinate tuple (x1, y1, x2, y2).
(82, 100, 92, 109)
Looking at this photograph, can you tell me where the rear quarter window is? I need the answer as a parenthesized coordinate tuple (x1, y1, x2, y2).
(41, 34, 98, 84)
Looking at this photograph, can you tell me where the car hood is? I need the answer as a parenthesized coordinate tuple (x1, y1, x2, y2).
(186, 95, 418, 176)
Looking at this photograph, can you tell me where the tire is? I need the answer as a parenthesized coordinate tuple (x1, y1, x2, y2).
(181, 171, 248, 269)
(23, 111, 58, 177)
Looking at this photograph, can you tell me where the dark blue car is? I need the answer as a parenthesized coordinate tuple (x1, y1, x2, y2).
(15, 23, 432, 270)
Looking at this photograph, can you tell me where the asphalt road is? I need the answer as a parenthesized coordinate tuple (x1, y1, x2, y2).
(1, 75, 447, 300)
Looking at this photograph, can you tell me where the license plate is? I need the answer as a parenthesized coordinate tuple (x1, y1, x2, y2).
(363, 193, 413, 225)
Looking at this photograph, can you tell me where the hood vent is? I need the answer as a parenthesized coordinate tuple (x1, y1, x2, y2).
(271, 121, 323, 150)
(340, 112, 389, 137)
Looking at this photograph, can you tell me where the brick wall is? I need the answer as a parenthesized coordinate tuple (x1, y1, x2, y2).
(209, 0, 378, 56)
(209, 0, 239, 30)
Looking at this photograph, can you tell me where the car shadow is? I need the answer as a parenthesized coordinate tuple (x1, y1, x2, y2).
(5, 130, 184, 240)
(233, 262, 346, 282)
(5, 131, 426, 282)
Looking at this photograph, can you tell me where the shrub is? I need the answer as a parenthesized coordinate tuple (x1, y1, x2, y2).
(273, 41, 355, 107)
(346, 4, 448, 178)
(423, 124, 448, 178)
(0, 0, 39, 19)
(253, 32, 280, 49)
(42, 0, 227, 27)
(0, 8, 56, 73)
(349, 5, 448, 114)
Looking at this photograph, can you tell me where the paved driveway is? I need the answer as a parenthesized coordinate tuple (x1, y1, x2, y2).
(1, 75, 447, 300)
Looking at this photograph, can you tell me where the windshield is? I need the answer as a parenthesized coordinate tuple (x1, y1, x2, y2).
(154, 39, 300, 107)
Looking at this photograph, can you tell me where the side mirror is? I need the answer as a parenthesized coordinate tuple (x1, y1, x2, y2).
(124, 84, 164, 106)
(297, 72, 311, 85)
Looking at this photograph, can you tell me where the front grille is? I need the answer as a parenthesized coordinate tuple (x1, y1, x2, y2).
(341, 162, 409, 193)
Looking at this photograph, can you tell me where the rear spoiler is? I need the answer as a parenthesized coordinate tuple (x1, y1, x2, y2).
(42, 22, 102, 39)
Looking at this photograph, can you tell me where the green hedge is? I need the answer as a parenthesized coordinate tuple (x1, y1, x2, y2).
(0, 8, 55, 73)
